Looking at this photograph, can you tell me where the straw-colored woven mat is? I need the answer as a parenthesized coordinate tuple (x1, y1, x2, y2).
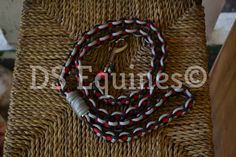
(4, 0, 214, 156)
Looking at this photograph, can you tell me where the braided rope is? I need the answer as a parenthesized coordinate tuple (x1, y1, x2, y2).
(57, 18, 194, 143)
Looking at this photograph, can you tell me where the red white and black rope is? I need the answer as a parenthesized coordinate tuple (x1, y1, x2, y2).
(57, 18, 194, 143)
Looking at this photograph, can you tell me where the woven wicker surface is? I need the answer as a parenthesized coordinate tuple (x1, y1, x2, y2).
(4, 0, 213, 156)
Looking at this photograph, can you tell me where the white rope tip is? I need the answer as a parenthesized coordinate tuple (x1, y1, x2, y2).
(66, 91, 89, 119)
